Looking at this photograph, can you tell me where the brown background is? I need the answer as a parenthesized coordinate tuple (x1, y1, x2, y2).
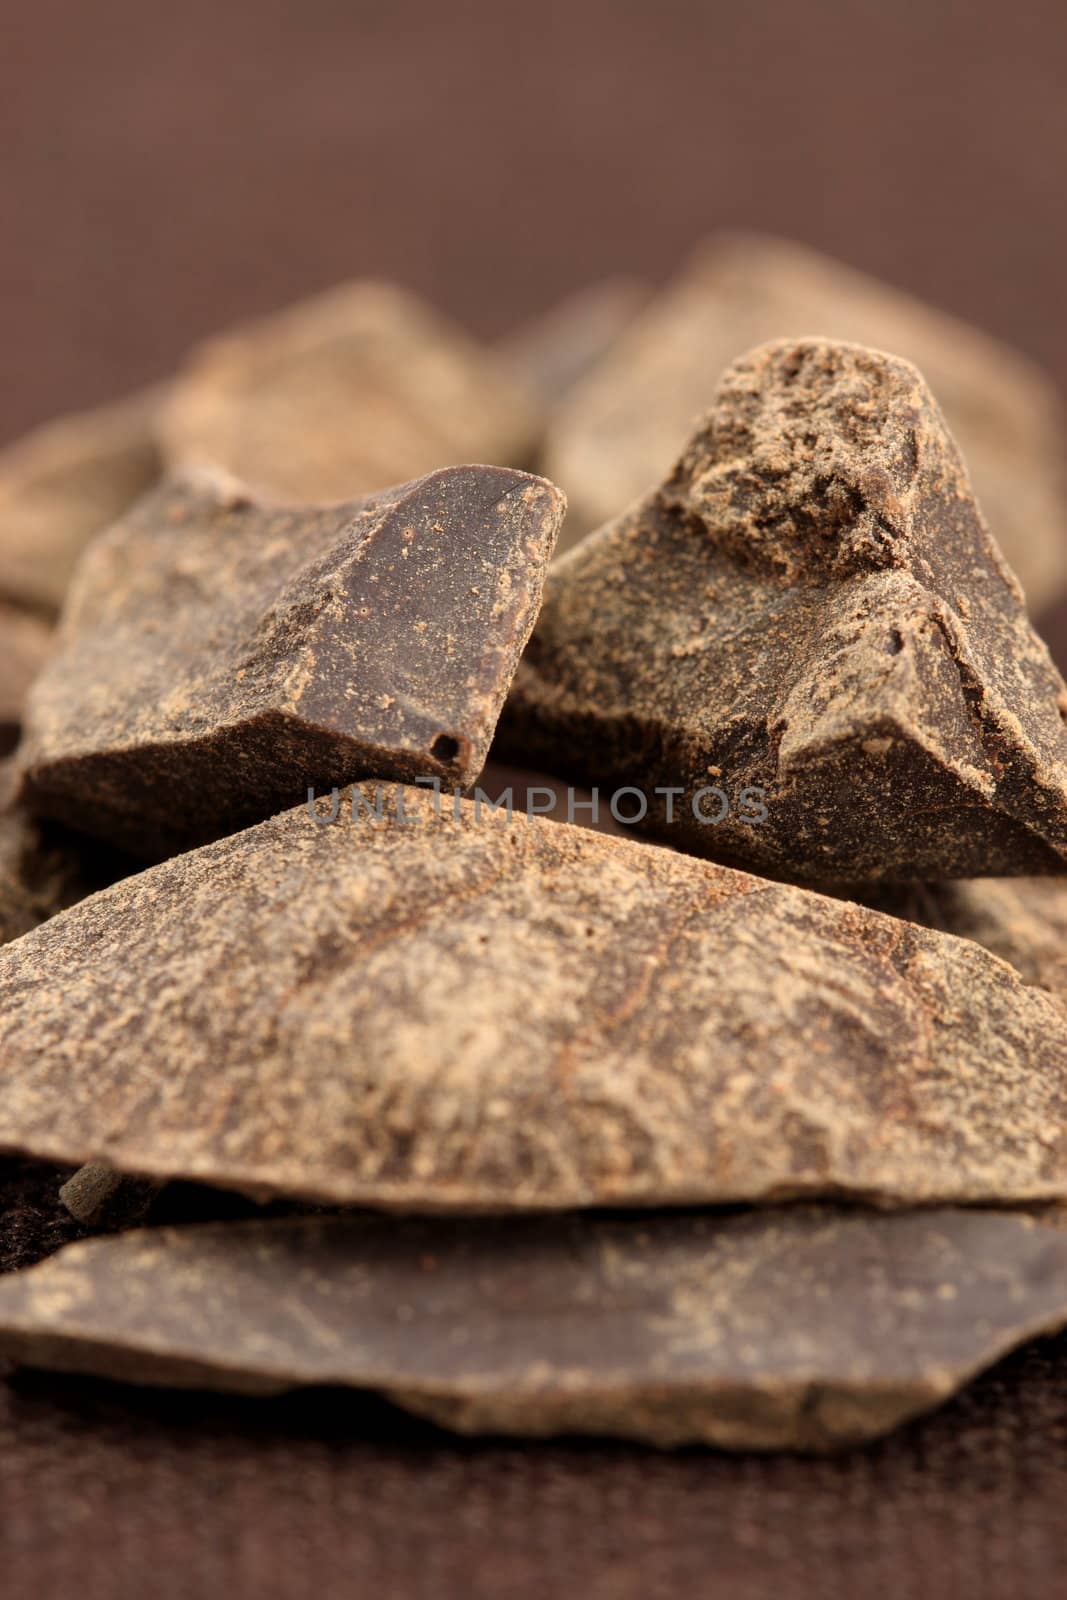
(3, 0, 1067, 440)
(3, 2, 1067, 1595)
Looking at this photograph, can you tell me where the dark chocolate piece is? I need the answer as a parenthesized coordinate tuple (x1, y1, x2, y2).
(1, 783, 1066, 1209)
(15, 466, 565, 857)
(547, 232, 1067, 606)
(1, 1207, 1067, 1451)
(0, 602, 50, 755)
(504, 338, 1067, 883)
(161, 282, 537, 504)
(0, 387, 162, 614)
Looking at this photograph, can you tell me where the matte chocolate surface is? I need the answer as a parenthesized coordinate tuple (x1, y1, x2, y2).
(0, 387, 162, 615)
(547, 233, 1067, 605)
(2, 785, 1066, 1209)
(161, 282, 538, 504)
(16, 466, 564, 857)
(2, 1208, 1067, 1451)
(505, 338, 1067, 883)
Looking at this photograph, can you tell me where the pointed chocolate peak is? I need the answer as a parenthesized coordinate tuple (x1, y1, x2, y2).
(504, 338, 1067, 883)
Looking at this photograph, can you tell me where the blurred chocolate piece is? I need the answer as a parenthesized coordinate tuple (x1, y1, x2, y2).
(0, 387, 162, 614)
(16, 465, 564, 857)
(548, 233, 1067, 604)
(505, 339, 1067, 884)
(0, 602, 50, 755)
(2, 783, 1067, 1209)
(57, 1164, 160, 1230)
(1, 1207, 1067, 1451)
(864, 876, 1067, 1005)
(498, 277, 648, 410)
(162, 282, 537, 503)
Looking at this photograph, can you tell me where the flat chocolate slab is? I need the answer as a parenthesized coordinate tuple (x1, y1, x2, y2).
(547, 232, 1067, 605)
(0, 387, 162, 614)
(1, 1208, 1067, 1451)
(161, 282, 537, 504)
(2, 784, 1066, 1209)
(504, 338, 1067, 883)
(15, 466, 564, 856)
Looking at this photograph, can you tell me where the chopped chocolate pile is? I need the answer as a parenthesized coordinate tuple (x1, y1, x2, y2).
(504, 338, 1067, 883)
(2, 1207, 1067, 1452)
(546, 233, 1067, 608)
(3, 254, 1067, 1456)
(15, 465, 564, 856)
(161, 282, 538, 504)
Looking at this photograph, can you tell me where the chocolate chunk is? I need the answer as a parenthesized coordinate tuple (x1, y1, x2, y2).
(497, 277, 648, 410)
(2, 783, 1066, 1209)
(161, 283, 538, 504)
(1, 1207, 1066, 1450)
(547, 234, 1067, 605)
(57, 1164, 161, 1230)
(0, 602, 50, 755)
(504, 338, 1067, 883)
(15, 465, 565, 857)
(0, 387, 162, 614)
(864, 876, 1067, 1005)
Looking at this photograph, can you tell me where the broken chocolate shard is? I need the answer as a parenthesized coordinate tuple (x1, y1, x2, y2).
(1, 1207, 1066, 1451)
(2, 784, 1067, 1210)
(161, 282, 538, 504)
(15, 465, 565, 857)
(0, 602, 51, 756)
(0, 387, 163, 614)
(504, 338, 1067, 884)
(547, 233, 1067, 605)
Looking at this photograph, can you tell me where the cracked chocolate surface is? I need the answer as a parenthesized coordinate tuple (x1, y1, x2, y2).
(1, 784, 1067, 1209)
(504, 338, 1067, 883)
(15, 465, 564, 857)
